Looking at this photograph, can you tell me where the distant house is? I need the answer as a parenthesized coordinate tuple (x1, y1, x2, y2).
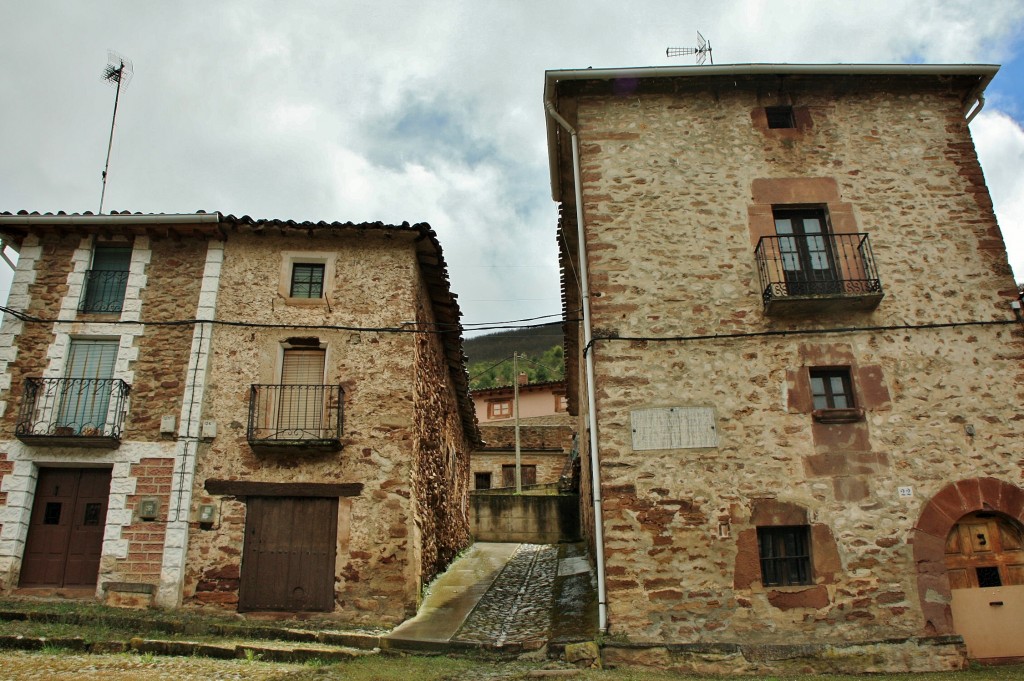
(0, 211, 478, 623)
(546, 64, 1024, 670)
(470, 378, 573, 490)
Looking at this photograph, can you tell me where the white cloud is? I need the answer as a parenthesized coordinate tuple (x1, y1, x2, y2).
(972, 110, 1024, 280)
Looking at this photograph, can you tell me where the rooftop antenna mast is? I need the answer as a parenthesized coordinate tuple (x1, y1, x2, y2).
(98, 51, 133, 215)
(666, 31, 713, 65)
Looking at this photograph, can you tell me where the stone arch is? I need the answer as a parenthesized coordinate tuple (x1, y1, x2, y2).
(911, 477, 1024, 634)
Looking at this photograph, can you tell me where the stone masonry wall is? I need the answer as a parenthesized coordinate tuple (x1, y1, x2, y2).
(567, 79, 1024, 646)
(184, 230, 425, 624)
(127, 238, 207, 441)
(412, 272, 472, 586)
(0, 233, 79, 436)
(118, 457, 174, 581)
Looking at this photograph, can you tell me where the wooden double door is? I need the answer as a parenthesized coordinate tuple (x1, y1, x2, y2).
(239, 496, 338, 612)
(20, 468, 111, 588)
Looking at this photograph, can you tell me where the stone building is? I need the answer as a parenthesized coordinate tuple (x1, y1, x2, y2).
(470, 379, 574, 490)
(544, 64, 1024, 670)
(0, 211, 478, 624)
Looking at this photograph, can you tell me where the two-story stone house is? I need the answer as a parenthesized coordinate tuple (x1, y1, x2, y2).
(545, 64, 1024, 671)
(0, 211, 478, 624)
(471, 378, 574, 490)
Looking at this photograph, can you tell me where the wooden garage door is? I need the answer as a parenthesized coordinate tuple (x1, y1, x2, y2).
(20, 468, 111, 588)
(239, 496, 338, 612)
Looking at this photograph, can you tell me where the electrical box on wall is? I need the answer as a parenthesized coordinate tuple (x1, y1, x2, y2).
(138, 497, 160, 521)
(201, 420, 217, 439)
(160, 415, 176, 435)
(198, 504, 216, 524)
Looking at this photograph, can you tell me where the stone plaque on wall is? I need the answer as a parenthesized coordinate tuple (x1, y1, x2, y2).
(630, 407, 719, 451)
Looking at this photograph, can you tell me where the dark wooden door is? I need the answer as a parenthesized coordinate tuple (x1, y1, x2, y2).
(20, 468, 111, 588)
(239, 497, 338, 612)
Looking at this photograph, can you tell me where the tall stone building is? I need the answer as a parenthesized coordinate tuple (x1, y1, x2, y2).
(0, 211, 478, 624)
(544, 64, 1024, 670)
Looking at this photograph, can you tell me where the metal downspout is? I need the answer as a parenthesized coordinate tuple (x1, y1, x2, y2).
(544, 99, 608, 633)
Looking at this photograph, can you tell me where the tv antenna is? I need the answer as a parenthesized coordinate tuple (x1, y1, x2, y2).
(666, 31, 713, 65)
(98, 51, 133, 215)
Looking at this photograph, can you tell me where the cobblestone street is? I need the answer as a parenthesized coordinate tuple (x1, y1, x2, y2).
(453, 543, 560, 648)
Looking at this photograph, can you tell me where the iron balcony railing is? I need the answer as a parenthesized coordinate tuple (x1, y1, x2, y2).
(80, 269, 130, 313)
(16, 377, 131, 446)
(755, 233, 882, 310)
(247, 384, 344, 452)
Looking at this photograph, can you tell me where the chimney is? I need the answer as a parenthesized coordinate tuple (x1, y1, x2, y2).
(518, 372, 528, 386)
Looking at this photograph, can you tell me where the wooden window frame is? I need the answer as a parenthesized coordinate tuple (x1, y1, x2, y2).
(487, 399, 512, 420)
(554, 394, 568, 413)
(810, 367, 855, 410)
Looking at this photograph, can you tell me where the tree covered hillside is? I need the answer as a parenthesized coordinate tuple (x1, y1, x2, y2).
(464, 325, 564, 389)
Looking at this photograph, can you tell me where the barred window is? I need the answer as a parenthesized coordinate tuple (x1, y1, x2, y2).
(757, 525, 812, 586)
(290, 263, 325, 298)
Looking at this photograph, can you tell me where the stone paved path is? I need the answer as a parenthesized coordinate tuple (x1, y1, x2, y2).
(453, 543, 560, 648)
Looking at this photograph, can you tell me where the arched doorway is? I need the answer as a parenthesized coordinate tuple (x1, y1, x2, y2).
(913, 478, 1024, 661)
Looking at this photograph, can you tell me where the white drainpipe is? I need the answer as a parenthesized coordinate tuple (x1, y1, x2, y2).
(544, 98, 608, 633)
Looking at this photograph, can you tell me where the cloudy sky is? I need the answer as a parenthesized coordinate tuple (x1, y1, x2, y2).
(1, 1, 1023, 336)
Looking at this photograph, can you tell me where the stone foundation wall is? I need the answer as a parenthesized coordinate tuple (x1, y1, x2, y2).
(560, 78, 1024, 651)
(601, 636, 967, 676)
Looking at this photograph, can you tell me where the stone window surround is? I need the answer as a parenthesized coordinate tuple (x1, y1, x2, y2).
(734, 499, 842, 610)
(747, 177, 859, 253)
(278, 251, 336, 306)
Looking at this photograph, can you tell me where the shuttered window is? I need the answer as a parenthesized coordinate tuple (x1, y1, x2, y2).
(281, 349, 326, 384)
(59, 340, 119, 432)
(277, 349, 326, 436)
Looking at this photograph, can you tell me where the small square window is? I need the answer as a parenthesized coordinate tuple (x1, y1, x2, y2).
(758, 526, 812, 586)
(766, 106, 796, 129)
(474, 472, 492, 490)
(554, 394, 568, 413)
(290, 263, 325, 298)
(488, 400, 512, 420)
(810, 368, 854, 410)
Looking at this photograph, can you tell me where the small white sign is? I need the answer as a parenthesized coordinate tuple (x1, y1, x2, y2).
(898, 486, 914, 498)
(631, 406, 718, 451)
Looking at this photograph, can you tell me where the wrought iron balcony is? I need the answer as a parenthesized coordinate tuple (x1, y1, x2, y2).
(247, 384, 344, 454)
(16, 377, 131, 447)
(755, 233, 883, 315)
(80, 269, 130, 313)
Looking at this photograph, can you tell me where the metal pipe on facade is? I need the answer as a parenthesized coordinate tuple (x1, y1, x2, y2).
(544, 97, 608, 633)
